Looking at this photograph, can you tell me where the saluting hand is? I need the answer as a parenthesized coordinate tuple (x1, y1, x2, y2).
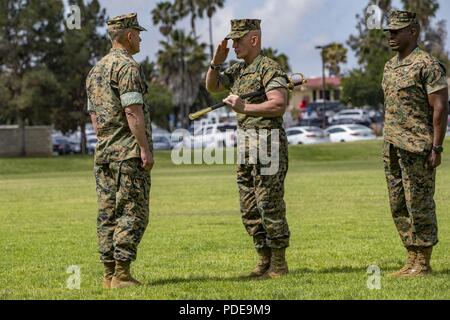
(212, 39, 229, 65)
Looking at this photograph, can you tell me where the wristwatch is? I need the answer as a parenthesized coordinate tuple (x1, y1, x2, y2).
(209, 62, 222, 71)
(433, 145, 444, 154)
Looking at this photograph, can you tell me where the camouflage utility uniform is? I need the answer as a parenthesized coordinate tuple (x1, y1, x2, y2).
(382, 46, 448, 248)
(220, 20, 291, 251)
(86, 38, 152, 263)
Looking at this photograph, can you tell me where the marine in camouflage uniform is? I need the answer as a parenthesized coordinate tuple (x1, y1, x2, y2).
(206, 19, 290, 278)
(382, 11, 448, 277)
(86, 13, 153, 288)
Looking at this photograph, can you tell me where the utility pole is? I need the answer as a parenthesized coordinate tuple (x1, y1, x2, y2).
(315, 45, 328, 127)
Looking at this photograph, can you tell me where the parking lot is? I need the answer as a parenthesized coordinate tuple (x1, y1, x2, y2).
(52, 105, 450, 154)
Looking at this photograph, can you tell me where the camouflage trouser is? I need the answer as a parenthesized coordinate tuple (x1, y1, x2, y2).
(94, 157, 151, 263)
(237, 129, 290, 250)
(383, 142, 438, 248)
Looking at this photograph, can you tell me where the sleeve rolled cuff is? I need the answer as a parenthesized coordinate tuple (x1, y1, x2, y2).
(426, 84, 448, 95)
(87, 98, 93, 112)
(266, 77, 288, 93)
(120, 92, 144, 108)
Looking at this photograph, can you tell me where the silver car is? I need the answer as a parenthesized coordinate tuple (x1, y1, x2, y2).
(286, 126, 330, 145)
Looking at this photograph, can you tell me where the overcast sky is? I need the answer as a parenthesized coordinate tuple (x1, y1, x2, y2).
(93, 0, 450, 78)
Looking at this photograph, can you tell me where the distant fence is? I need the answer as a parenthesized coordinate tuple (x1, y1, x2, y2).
(0, 125, 52, 157)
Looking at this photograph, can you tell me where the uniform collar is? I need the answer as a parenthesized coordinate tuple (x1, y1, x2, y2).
(393, 46, 420, 68)
(110, 47, 131, 56)
(243, 54, 263, 70)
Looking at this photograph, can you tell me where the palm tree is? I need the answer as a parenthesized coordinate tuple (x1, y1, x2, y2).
(401, 0, 439, 30)
(151, 1, 178, 38)
(262, 47, 291, 73)
(196, 0, 224, 59)
(152, 0, 225, 57)
(322, 43, 348, 76)
(348, 0, 392, 67)
(139, 57, 157, 83)
(173, 0, 199, 36)
(157, 29, 207, 127)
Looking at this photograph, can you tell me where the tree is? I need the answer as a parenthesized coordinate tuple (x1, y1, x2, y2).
(344, 0, 393, 108)
(321, 43, 348, 76)
(401, 0, 439, 30)
(0, 0, 109, 154)
(54, 0, 109, 153)
(150, 1, 226, 127)
(423, 19, 449, 68)
(151, 1, 178, 38)
(157, 29, 207, 127)
(0, 0, 65, 122)
(14, 68, 62, 126)
(171, 0, 225, 51)
(0, 0, 65, 77)
(401, 0, 449, 68)
(173, 0, 201, 37)
(198, 0, 224, 59)
(0, 0, 65, 155)
(140, 58, 174, 129)
(140, 57, 158, 83)
(144, 82, 174, 130)
(0, 74, 14, 124)
(262, 47, 291, 73)
(347, 1, 392, 68)
(341, 69, 384, 107)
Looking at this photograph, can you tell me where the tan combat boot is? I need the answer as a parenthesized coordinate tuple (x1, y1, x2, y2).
(388, 246, 417, 277)
(405, 247, 433, 277)
(103, 261, 116, 289)
(248, 248, 271, 278)
(261, 248, 289, 279)
(110, 261, 142, 289)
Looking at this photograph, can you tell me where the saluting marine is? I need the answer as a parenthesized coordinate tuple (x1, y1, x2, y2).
(206, 19, 291, 279)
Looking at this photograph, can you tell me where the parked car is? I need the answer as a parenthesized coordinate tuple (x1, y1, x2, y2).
(68, 139, 81, 154)
(297, 118, 327, 128)
(332, 109, 372, 124)
(85, 123, 96, 137)
(152, 124, 186, 149)
(152, 124, 170, 135)
(86, 135, 97, 155)
(153, 134, 172, 150)
(52, 136, 73, 155)
(286, 126, 330, 145)
(330, 118, 372, 127)
(325, 125, 376, 143)
(367, 109, 383, 123)
(183, 123, 237, 148)
(307, 101, 344, 114)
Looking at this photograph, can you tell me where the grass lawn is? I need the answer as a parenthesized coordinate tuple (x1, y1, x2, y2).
(1, 140, 450, 300)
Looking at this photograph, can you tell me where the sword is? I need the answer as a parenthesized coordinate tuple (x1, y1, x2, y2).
(188, 73, 307, 121)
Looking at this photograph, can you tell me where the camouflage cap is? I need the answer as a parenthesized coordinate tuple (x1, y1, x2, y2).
(225, 19, 261, 40)
(107, 13, 147, 32)
(384, 10, 418, 31)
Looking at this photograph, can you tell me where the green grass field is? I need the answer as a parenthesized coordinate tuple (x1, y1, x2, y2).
(1, 140, 450, 300)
